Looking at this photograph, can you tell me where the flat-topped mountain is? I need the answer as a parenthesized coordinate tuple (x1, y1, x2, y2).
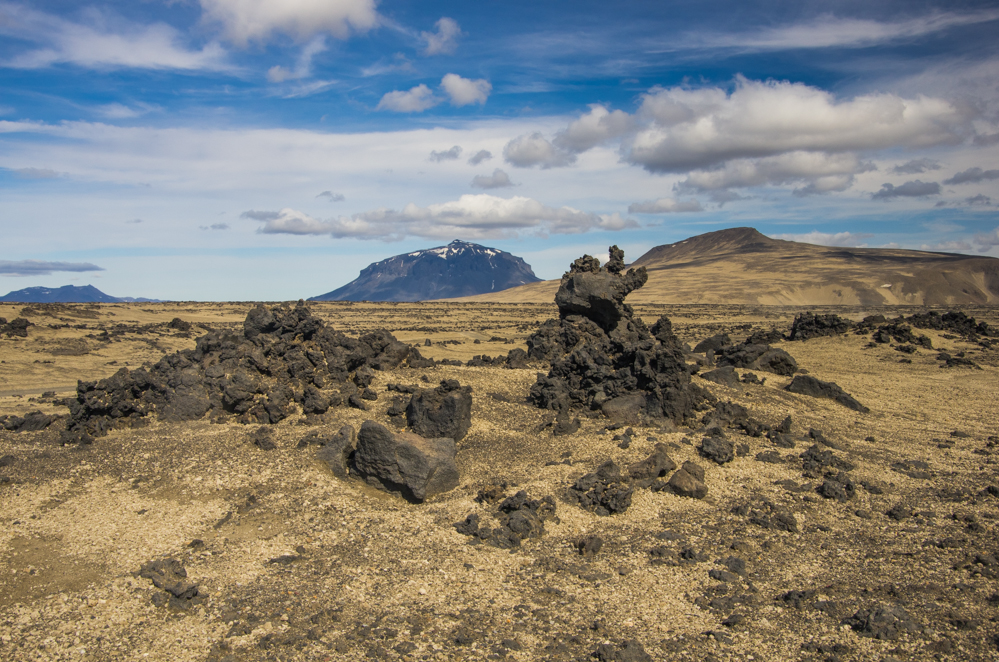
(0, 284, 158, 303)
(310, 240, 542, 302)
(459, 227, 999, 305)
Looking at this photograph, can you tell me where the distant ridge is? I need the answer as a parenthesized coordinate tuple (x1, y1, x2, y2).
(310, 240, 542, 302)
(0, 284, 160, 303)
(457, 227, 999, 306)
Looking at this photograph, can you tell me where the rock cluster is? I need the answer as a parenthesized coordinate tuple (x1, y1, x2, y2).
(138, 558, 204, 609)
(527, 246, 707, 424)
(454, 490, 557, 548)
(568, 446, 708, 516)
(64, 301, 433, 437)
(0, 317, 31, 337)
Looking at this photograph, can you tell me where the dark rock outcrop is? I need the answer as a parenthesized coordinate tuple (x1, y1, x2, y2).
(64, 301, 432, 437)
(352, 421, 459, 502)
(786, 375, 869, 413)
(788, 312, 853, 340)
(527, 246, 707, 425)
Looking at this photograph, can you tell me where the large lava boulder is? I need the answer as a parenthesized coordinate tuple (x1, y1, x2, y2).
(406, 379, 473, 441)
(786, 375, 869, 413)
(352, 421, 460, 502)
(788, 312, 853, 341)
(526, 246, 708, 424)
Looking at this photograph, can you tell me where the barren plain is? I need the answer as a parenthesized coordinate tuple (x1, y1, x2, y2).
(1, 299, 998, 662)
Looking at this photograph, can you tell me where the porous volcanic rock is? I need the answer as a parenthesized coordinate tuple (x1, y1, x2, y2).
(352, 421, 460, 502)
(786, 375, 870, 413)
(788, 312, 853, 340)
(405, 379, 473, 441)
(64, 301, 433, 437)
(714, 341, 798, 376)
(527, 246, 708, 424)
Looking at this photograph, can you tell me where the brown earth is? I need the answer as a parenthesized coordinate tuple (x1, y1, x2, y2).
(460, 228, 999, 306)
(1, 301, 999, 661)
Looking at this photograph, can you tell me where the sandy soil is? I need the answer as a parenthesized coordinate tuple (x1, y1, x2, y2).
(1, 302, 998, 661)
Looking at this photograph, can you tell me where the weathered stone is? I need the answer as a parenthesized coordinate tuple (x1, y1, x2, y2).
(352, 421, 459, 502)
(406, 379, 473, 441)
(316, 424, 357, 479)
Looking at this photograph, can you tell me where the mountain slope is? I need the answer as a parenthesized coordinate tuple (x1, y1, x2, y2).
(458, 227, 999, 306)
(309, 240, 542, 302)
(0, 284, 127, 303)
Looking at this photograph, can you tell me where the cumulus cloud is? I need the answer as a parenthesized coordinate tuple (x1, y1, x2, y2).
(421, 17, 460, 55)
(872, 180, 942, 199)
(677, 152, 873, 194)
(552, 105, 632, 153)
(429, 145, 462, 162)
(376, 84, 439, 112)
(771, 231, 873, 247)
(627, 198, 703, 213)
(943, 167, 999, 185)
(471, 169, 513, 189)
(627, 77, 968, 174)
(503, 133, 575, 169)
(0, 3, 228, 71)
(0, 260, 104, 276)
(317, 190, 345, 201)
(467, 150, 492, 165)
(891, 158, 940, 175)
(440, 73, 491, 106)
(243, 195, 637, 241)
(199, 0, 378, 45)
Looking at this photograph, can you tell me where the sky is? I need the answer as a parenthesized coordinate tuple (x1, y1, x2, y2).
(1, 0, 998, 301)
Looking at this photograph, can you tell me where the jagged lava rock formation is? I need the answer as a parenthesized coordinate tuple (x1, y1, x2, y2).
(527, 246, 708, 424)
(310, 240, 541, 302)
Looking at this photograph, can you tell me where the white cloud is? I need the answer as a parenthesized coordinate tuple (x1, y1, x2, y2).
(628, 198, 703, 213)
(675, 10, 999, 52)
(471, 169, 513, 189)
(199, 0, 378, 45)
(421, 17, 460, 55)
(467, 150, 492, 165)
(244, 194, 637, 241)
(266, 36, 327, 82)
(553, 105, 632, 153)
(376, 84, 439, 112)
(974, 227, 999, 250)
(429, 146, 462, 162)
(771, 231, 873, 247)
(504, 132, 575, 169)
(677, 151, 873, 193)
(627, 77, 968, 174)
(0, 3, 228, 71)
(0, 259, 103, 276)
(920, 240, 973, 252)
(440, 73, 491, 106)
(94, 102, 157, 120)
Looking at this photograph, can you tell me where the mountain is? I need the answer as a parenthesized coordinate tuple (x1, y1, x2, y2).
(0, 284, 160, 303)
(458, 227, 999, 306)
(309, 240, 542, 302)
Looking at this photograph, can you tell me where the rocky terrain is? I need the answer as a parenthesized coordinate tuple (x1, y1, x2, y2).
(310, 240, 541, 302)
(461, 227, 999, 306)
(1, 257, 998, 662)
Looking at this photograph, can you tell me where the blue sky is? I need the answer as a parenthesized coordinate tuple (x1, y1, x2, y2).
(1, 0, 998, 300)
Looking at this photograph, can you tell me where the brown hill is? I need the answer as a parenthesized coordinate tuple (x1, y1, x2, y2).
(459, 227, 999, 305)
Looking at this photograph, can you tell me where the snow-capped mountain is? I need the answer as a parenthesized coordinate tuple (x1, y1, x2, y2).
(309, 240, 542, 302)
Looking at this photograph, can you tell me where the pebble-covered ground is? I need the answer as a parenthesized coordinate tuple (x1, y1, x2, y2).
(1, 302, 998, 662)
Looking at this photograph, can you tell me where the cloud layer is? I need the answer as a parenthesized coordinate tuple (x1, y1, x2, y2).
(243, 194, 636, 241)
(0, 260, 104, 276)
(199, 0, 378, 44)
